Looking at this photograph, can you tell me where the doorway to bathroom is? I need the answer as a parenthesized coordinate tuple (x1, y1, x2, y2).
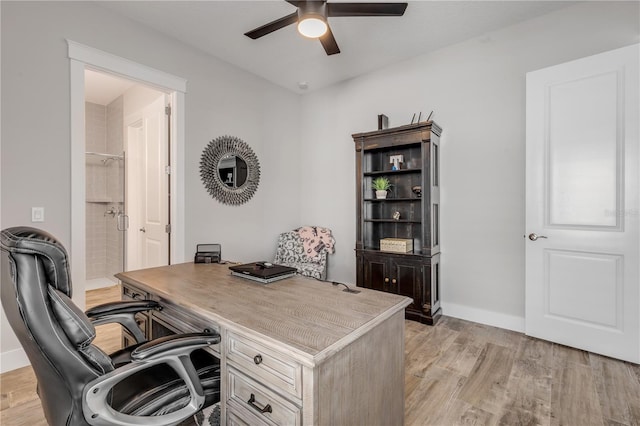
(84, 69, 169, 290)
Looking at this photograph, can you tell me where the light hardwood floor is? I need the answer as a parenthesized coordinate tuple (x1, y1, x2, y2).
(1, 285, 639, 426)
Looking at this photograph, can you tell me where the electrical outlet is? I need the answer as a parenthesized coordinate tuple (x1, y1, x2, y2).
(31, 207, 45, 223)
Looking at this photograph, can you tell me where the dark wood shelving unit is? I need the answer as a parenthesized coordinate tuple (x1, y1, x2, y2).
(363, 169, 421, 176)
(353, 121, 442, 325)
(364, 219, 421, 224)
(364, 198, 421, 202)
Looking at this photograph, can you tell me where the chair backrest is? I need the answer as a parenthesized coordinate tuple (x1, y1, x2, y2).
(274, 227, 334, 280)
(1, 227, 113, 426)
(274, 231, 309, 265)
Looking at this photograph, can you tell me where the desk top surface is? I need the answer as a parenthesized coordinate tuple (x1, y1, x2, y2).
(116, 262, 410, 361)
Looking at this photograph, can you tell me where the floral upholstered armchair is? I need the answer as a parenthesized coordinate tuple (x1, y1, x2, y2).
(274, 227, 335, 281)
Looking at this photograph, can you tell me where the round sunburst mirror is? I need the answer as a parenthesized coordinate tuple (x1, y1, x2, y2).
(200, 135, 260, 205)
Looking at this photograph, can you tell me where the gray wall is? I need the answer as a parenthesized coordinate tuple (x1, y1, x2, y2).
(298, 1, 640, 329)
(1, 1, 638, 370)
(0, 1, 301, 370)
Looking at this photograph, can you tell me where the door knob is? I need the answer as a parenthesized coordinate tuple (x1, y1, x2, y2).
(139, 227, 146, 233)
(528, 233, 547, 241)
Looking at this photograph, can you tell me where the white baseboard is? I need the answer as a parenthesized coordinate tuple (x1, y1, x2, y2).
(1, 348, 30, 374)
(85, 277, 118, 291)
(441, 302, 525, 333)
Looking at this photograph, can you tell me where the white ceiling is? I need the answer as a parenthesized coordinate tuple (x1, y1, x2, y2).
(85, 69, 136, 105)
(94, 1, 578, 94)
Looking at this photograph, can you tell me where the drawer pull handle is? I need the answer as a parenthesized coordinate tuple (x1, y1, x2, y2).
(253, 354, 263, 365)
(247, 393, 272, 414)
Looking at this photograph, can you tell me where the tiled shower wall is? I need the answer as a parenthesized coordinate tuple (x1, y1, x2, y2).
(85, 98, 124, 282)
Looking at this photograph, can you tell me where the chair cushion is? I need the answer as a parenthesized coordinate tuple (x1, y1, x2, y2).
(282, 261, 325, 280)
(48, 286, 115, 374)
(48, 286, 95, 348)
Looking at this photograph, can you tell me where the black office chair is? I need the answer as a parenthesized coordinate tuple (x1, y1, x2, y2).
(0, 226, 221, 426)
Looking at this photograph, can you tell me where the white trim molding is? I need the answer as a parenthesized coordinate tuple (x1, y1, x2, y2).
(67, 40, 187, 312)
(67, 40, 187, 93)
(440, 302, 526, 333)
(0, 348, 30, 374)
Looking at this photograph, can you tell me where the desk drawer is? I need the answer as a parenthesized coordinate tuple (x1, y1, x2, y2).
(122, 284, 149, 301)
(152, 304, 220, 355)
(226, 401, 270, 426)
(226, 332, 302, 400)
(227, 367, 301, 426)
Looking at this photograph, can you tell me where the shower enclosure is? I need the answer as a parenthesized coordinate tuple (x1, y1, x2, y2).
(85, 100, 126, 290)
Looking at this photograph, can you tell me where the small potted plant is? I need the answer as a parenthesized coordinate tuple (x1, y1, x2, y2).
(372, 176, 393, 199)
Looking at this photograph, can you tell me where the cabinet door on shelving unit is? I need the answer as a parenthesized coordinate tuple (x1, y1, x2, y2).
(389, 257, 423, 311)
(362, 253, 389, 292)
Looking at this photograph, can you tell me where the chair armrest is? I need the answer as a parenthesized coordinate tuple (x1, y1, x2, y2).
(83, 331, 221, 426)
(86, 300, 160, 345)
(132, 332, 221, 361)
(85, 300, 160, 318)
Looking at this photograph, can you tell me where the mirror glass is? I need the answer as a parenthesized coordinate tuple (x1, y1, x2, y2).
(200, 135, 260, 205)
(218, 155, 248, 188)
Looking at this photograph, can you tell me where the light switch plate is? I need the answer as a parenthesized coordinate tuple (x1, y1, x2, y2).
(31, 207, 45, 223)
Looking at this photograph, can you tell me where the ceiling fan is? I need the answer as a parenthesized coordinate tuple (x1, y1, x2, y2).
(244, 1, 408, 56)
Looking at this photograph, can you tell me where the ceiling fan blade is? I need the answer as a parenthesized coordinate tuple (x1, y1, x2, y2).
(244, 11, 299, 39)
(327, 2, 407, 17)
(319, 24, 340, 56)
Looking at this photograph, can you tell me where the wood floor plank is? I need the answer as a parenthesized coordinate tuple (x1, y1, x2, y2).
(628, 362, 640, 385)
(405, 323, 458, 379)
(551, 356, 604, 426)
(590, 353, 640, 426)
(441, 399, 497, 426)
(405, 365, 467, 426)
(3, 288, 640, 426)
(467, 322, 524, 350)
(0, 366, 39, 408)
(88, 285, 123, 354)
(552, 342, 591, 366)
(498, 357, 552, 426)
(458, 343, 516, 415)
(437, 315, 469, 332)
(517, 335, 555, 367)
(435, 327, 485, 377)
(0, 397, 47, 426)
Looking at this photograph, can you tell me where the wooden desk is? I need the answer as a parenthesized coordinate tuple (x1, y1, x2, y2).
(116, 262, 411, 426)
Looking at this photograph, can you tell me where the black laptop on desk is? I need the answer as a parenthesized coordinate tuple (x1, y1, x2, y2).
(229, 262, 297, 284)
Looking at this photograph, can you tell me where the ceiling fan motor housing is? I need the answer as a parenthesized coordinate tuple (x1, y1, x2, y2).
(298, 1, 327, 20)
(297, 2, 328, 38)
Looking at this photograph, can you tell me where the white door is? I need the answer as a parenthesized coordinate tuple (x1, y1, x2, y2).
(126, 94, 170, 270)
(525, 44, 639, 363)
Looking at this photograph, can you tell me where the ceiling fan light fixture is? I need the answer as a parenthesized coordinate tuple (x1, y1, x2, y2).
(297, 15, 328, 38)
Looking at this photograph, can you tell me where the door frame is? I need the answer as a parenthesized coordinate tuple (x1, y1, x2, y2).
(68, 40, 186, 308)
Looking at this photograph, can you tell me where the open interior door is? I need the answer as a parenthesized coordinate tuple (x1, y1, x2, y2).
(525, 44, 639, 363)
(126, 94, 170, 270)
